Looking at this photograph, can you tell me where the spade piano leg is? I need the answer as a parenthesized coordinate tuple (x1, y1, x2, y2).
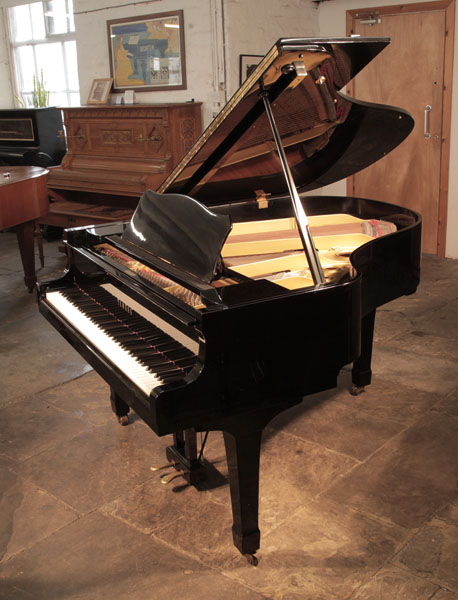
(110, 388, 130, 425)
(351, 309, 376, 395)
(223, 428, 262, 564)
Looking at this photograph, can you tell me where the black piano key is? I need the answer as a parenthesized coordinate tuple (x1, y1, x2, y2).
(135, 350, 166, 360)
(172, 359, 195, 372)
(103, 323, 135, 333)
(140, 334, 170, 345)
(131, 325, 156, 334)
(161, 350, 196, 364)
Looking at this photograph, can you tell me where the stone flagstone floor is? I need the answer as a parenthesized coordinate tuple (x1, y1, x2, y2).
(0, 230, 457, 599)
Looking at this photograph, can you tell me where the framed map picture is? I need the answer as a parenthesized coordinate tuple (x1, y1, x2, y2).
(107, 10, 186, 92)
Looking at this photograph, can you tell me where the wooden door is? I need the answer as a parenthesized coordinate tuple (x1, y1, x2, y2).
(347, 1, 455, 255)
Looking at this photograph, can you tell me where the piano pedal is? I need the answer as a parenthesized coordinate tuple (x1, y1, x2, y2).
(161, 470, 184, 485)
(150, 462, 175, 471)
(150, 463, 173, 472)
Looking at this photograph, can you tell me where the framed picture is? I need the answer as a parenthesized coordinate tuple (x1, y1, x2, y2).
(87, 78, 113, 104)
(107, 10, 186, 92)
(239, 54, 263, 85)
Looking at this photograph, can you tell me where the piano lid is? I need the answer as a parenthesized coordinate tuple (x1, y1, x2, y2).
(157, 37, 414, 205)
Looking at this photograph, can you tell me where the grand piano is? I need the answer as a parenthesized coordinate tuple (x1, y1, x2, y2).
(38, 37, 421, 564)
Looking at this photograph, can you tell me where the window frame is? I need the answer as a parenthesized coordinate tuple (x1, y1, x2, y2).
(6, 0, 79, 108)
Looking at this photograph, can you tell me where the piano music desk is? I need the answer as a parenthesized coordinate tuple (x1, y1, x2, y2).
(0, 166, 49, 292)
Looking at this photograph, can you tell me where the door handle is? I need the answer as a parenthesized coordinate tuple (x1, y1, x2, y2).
(424, 105, 432, 139)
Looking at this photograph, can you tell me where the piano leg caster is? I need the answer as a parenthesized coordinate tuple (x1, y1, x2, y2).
(350, 385, 365, 396)
(110, 389, 130, 425)
(243, 553, 258, 566)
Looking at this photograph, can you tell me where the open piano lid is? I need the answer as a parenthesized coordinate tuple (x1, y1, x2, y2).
(157, 37, 414, 203)
(122, 37, 413, 283)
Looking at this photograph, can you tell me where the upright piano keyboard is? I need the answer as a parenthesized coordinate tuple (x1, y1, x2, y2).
(38, 37, 421, 563)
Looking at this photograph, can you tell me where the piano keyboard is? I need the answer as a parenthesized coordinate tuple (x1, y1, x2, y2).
(46, 283, 199, 396)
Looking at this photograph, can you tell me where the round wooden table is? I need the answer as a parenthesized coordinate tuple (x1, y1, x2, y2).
(0, 166, 49, 291)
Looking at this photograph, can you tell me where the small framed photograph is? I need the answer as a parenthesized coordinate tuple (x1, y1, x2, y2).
(87, 78, 113, 104)
(107, 11, 186, 92)
(239, 54, 263, 85)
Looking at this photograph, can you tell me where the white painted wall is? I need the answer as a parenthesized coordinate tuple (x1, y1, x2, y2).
(73, 0, 319, 127)
(223, 0, 319, 97)
(318, 0, 458, 258)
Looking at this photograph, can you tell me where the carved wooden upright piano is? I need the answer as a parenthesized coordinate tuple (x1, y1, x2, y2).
(38, 37, 421, 563)
(43, 102, 202, 228)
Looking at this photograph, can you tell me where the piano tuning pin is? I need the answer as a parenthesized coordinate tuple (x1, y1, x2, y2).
(161, 471, 184, 485)
(150, 463, 171, 471)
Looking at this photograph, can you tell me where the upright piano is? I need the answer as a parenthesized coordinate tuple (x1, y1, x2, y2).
(0, 107, 65, 167)
(38, 37, 421, 563)
(43, 103, 202, 229)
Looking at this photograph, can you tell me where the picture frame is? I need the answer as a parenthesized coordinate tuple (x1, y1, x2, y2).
(239, 54, 263, 85)
(87, 78, 113, 104)
(107, 10, 187, 93)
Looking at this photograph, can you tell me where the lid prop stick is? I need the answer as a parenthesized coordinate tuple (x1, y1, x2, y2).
(260, 86, 326, 286)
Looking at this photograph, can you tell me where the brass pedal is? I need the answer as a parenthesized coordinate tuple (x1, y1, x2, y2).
(161, 471, 184, 485)
(150, 463, 172, 472)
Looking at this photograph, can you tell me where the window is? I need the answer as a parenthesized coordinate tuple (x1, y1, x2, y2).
(8, 0, 80, 107)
